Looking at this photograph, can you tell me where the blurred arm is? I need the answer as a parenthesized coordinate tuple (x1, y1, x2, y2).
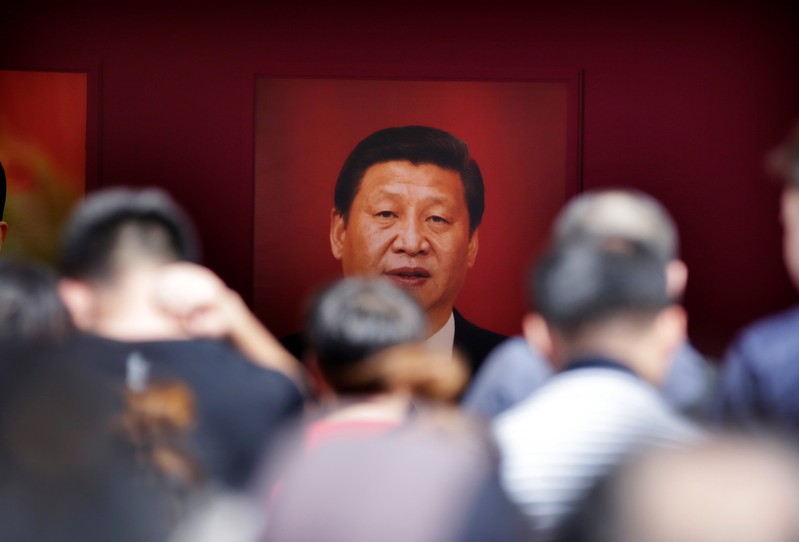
(154, 262, 307, 387)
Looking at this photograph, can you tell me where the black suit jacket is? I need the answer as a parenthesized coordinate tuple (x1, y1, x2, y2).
(451, 308, 507, 378)
(280, 308, 506, 381)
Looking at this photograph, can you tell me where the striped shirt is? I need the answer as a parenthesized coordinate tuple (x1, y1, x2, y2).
(493, 357, 702, 540)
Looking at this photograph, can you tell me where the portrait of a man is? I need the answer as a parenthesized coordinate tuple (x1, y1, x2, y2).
(254, 77, 575, 367)
(302, 125, 506, 375)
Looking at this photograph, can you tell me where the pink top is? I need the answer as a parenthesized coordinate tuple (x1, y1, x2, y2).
(303, 418, 401, 452)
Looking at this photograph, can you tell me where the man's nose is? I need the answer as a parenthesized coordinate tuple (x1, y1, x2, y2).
(392, 217, 430, 255)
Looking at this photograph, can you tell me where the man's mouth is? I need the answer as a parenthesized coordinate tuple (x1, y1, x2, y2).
(384, 267, 431, 287)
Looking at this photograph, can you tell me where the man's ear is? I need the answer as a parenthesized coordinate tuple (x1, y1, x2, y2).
(522, 312, 553, 361)
(0, 221, 7, 251)
(467, 229, 479, 268)
(57, 279, 96, 331)
(665, 260, 688, 299)
(330, 209, 346, 261)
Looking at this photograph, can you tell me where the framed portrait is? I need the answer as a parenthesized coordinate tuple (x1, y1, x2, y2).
(253, 73, 583, 338)
(0, 67, 99, 262)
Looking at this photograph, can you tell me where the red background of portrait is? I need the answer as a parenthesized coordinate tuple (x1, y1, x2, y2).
(254, 78, 574, 337)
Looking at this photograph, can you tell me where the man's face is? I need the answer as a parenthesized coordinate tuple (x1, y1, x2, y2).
(781, 188, 799, 289)
(330, 160, 478, 325)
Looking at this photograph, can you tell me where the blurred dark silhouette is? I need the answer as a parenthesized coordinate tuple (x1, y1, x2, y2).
(0, 341, 170, 542)
(0, 256, 74, 343)
(716, 120, 799, 434)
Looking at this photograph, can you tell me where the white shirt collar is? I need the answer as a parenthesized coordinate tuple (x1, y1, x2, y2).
(423, 311, 455, 357)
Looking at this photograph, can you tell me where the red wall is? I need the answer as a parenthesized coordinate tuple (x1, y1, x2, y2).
(2, 1, 797, 357)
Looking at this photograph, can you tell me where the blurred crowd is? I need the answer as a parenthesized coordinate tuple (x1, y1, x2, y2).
(1, 120, 799, 542)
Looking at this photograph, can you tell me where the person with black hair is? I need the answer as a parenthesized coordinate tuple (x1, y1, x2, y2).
(54, 187, 304, 490)
(257, 277, 533, 542)
(307, 277, 428, 380)
(296, 277, 469, 446)
(464, 188, 717, 420)
(0, 341, 171, 542)
(282, 126, 506, 386)
(493, 238, 702, 541)
(0, 256, 74, 343)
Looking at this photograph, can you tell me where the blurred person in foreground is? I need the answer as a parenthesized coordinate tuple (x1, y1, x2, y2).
(247, 277, 532, 542)
(464, 188, 717, 420)
(493, 237, 703, 540)
(557, 434, 799, 542)
(259, 423, 533, 542)
(0, 341, 170, 542)
(716, 121, 799, 433)
(259, 277, 474, 479)
(297, 277, 469, 446)
(54, 187, 304, 490)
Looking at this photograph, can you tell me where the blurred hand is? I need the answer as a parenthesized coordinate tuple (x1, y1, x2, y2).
(154, 262, 305, 385)
(154, 262, 243, 339)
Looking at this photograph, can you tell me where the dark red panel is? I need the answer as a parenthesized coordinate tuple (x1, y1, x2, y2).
(1, 2, 797, 356)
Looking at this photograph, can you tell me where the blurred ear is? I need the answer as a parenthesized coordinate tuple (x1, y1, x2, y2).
(780, 188, 799, 289)
(522, 312, 554, 362)
(330, 209, 346, 261)
(57, 279, 96, 331)
(0, 221, 7, 250)
(665, 260, 688, 298)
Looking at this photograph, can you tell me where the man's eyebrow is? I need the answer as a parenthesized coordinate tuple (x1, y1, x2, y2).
(423, 197, 456, 208)
(369, 190, 455, 206)
(370, 189, 402, 199)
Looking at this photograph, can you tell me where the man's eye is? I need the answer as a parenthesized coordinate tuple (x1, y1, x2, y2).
(428, 216, 449, 224)
(376, 211, 395, 218)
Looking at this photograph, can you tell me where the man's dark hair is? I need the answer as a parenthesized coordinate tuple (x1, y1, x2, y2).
(333, 126, 485, 235)
(0, 257, 74, 343)
(554, 189, 679, 262)
(531, 237, 671, 338)
(58, 187, 199, 282)
(306, 277, 426, 392)
(0, 161, 7, 221)
(767, 120, 799, 189)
